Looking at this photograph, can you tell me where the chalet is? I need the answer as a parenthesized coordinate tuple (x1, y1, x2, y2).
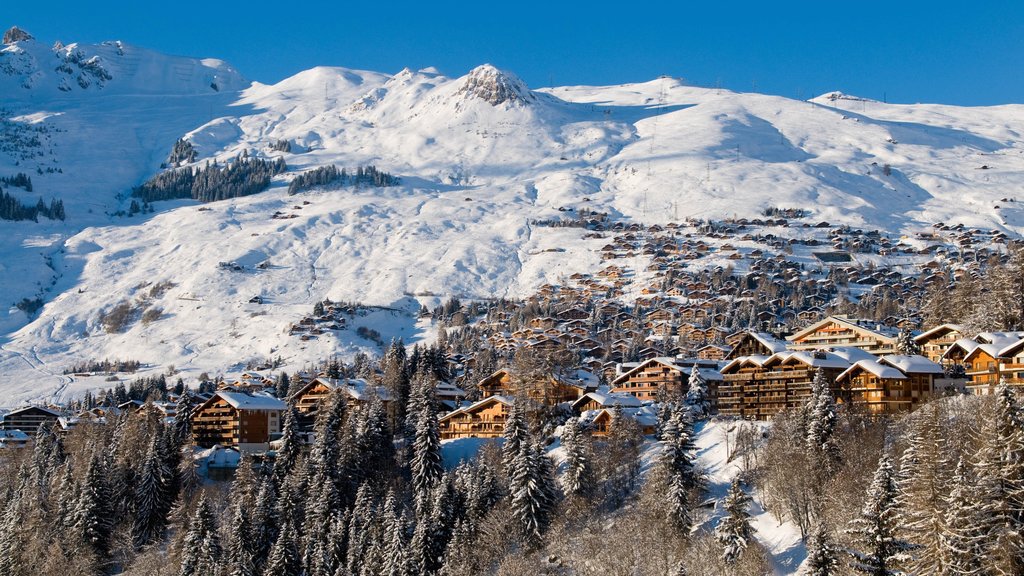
(696, 344, 732, 361)
(725, 331, 789, 360)
(439, 395, 513, 440)
(835, 356, 941, 415)
(717, 351, 850, 420)
(290, 377, 394, 418)
(787, 315, 898, 355)
(913, 324, 966, 363)
(191, 391, 286, 453)
(0, 406, 62, 435)
(476, 369, 596, 406)
(571, 389, 642, 414)
(610, 357, 689, 401)
(585, 406, 659, 437)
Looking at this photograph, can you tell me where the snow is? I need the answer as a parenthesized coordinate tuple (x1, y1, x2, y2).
(441, 436, 501, 469)
(880, 354, 944, 374)
(693, 419, 807, 574)
(837, 359, 907, 381)
(3, 32, 1024, 405)
(215, 390, 286, 410)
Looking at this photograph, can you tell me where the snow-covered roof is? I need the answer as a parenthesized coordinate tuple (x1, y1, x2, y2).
(837, 359, 907, 382)
(963, 343, 1006, 362)
(721, 355, 770, 373)
(2, 405, 62, 418)
(879, 355, 944, 375)
(749, 332, 789, 353)
(828, 347, 877, 363)
(976, 331, 1024, 349)
(913, 323, 964, 343)
(309, 377, 394, 402)
(766, 350, 851, 370)
(0, 429, 29, 441)
(216, 391, 286, 411)
(440, 395, 514, 421)
(572, 390, 642, 410)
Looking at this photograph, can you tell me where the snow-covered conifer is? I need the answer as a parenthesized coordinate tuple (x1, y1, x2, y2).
(805, 522, 840, 576)
(684, 365, 710, 418)
(716, 477, 754, 563)
(561, 417, 594, 498)
(845, 455, 911, 575)
(132, 434, 170, 548)
(263, 519, 301, 576)
(805, 369, 840, 479)
(178, 495, 221, 576)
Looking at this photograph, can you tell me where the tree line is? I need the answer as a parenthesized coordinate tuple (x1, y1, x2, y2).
(132, 154, 287, 204)
(0, 188, 65, 222)
(287, 164, 399, 195)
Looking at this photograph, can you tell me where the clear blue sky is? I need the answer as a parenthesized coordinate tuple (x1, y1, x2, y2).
(7, 1, 1022, 105)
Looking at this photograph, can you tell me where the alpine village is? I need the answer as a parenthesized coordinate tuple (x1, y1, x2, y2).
(3, 21, 1024, 576)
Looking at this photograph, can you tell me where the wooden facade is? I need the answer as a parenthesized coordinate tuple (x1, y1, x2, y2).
(191, 391, 285, 453)
(836, 360, 934, 415)
(716, 354, 846, 420)
(439, 396, 512, 440)
(787, 316, 897, 355)
(610, 357, 688, 401)
(913, 324, 966, 364)
(476, 369, 590, 406)
(0, 406, 61, 435)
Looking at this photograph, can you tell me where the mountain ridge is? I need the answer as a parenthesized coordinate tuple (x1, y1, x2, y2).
(1, 28, 1023, 406)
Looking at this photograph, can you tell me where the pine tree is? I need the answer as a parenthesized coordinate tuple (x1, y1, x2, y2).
(684, 365, 710, 418)
(509, 440, 556, 548)
(895, 328, 921, 356)
(173, 390, 193, 445)
(380, 491, 409, 576)
(346, 483, 377, 575)
(661, 408, 699, 535)
(250, 476, 278, 574)
(225, 499, 257, 576)
(896, 407, 947, 574)
(264, 520, 301, 576)
(179, 495, 222, 576)
(973, 381, 1024, 574)
(133, 434, 170, 548)
(274, 405, 301, 485)
(561, 417, 594, 498)
(411, 387, 443, 516)
(805, 522, 840, 576)
(941, 458, 983, 576)
(845, 455, 911, 575)
(805, 369, 841, 479)
(74, 451, 113, 558)
(276, 372, 291, 399)
(501, 396, 529, 468)
(716, 477, 754, 563)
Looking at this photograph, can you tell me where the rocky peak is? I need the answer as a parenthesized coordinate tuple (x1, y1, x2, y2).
(3, 26, 33, 44)
(458, 64, 534, 106)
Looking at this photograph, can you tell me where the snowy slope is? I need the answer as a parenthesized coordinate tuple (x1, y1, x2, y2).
(2, 29, 1024, 406)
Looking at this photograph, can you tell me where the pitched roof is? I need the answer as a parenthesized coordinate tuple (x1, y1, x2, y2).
(216, 391, 287, 411)
(571, 390, 642, 410)
(913, 323, 965, 343)
(787, 315, 898, 343)
(837, 359, 907, 382)
(880, 355, 944, 375)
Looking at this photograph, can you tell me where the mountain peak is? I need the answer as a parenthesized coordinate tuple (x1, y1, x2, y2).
(3, 26, 33, 44)
(458, 64, 534, 106)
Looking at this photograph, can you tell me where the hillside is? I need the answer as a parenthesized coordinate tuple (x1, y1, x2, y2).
(2, 27, 1024, 406)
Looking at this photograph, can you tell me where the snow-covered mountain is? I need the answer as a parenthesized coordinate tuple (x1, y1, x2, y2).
(2, 27, 1024, 407)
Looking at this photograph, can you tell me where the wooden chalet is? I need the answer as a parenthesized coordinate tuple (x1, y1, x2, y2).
(786, 315, 898, 355)
(610, 357, 689, 401)
(291, 377, 393, 413)
(191, 390, 286, 453)
(716, 351, 851, 420)
(476, 369, 596, 406)
(725, 331, 789, 360)
(0, 406, 62, 435)
(913, 324, 966, 364)
(835, 356, 942, 415)
(571, 389, 643, 414)
(439, 395, 513, 440)
(586, 406, 659, 437)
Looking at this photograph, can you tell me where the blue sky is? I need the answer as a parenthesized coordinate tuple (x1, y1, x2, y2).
(6, 1, 1022, 105)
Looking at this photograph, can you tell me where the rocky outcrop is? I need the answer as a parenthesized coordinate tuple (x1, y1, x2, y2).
(3, 26, 33, 44)
(458, 64, 534, 106)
